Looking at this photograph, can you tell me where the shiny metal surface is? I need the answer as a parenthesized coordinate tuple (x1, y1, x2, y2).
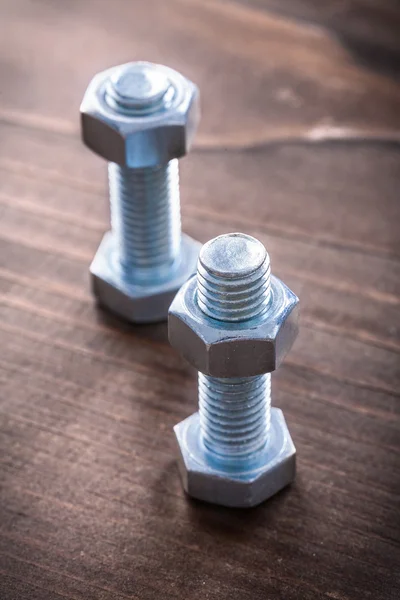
(80, 62, 201, 323)
(197, 233, 271, 322)
(91, 232, 200, 324)
(80, 61, 199, 168)
(198, 373, 271, 459)
(106, 63, 174, 115)
(169, 233, 299, 507)
(174, 408, 296, 508)
(108, 160, 181, 274)
(169, 273, 299, 378)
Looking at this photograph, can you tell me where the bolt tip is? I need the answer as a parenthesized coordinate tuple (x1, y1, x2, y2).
(106, 62, 174, 113)
(199, 233, 268, 279)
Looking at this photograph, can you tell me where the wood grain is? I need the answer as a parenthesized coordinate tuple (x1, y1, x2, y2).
(0, 1, 399, 599)
(239, 0, 400, 75)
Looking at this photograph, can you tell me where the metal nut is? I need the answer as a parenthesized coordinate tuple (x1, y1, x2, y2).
(80, 61, 200, 168)
(169, 274, 299, 377)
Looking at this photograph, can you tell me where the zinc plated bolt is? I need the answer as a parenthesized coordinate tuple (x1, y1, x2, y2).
(169, 233, 299, 508)
(80, 61, 201, 323)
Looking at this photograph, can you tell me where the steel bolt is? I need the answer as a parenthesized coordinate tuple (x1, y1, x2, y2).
(169, 233, 299, 508)
(80, 62, 201, 323)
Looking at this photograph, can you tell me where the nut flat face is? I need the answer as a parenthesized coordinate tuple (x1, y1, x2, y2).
(169, 275, 299, 377)
(174, 408, 296, 508)
(90, 231, 201, 323)
(80, 61, 200, 168)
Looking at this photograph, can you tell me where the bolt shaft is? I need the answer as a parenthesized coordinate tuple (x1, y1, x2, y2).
(199, 373, 271, 459)
(109, 159, 181, 278)
(196, 233, 272, 462)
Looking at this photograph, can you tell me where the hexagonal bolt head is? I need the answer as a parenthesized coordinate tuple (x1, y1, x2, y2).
(174, 408, 296, 508)
(91, 232, 201, 323)
(80, 61, 200, 168)
(169, 274, 299, 378)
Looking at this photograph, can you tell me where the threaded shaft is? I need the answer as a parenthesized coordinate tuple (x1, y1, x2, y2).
(196, 233, 273, 462)
(199, 373, 271, 459)
(197, 233, 271, 322)
(109, 159, 181, 276)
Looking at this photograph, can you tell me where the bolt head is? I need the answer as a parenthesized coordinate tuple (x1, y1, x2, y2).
(80, 62, 200, 168)
(174, 408, 296, 508)
(90, 231, 201, 323)
(169, 274, 299, 377)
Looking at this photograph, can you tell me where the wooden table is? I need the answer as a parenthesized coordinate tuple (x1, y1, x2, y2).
(0, 1, 399, 598)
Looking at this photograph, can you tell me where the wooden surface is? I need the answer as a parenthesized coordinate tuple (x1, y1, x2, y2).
(0, 1, 399, 598)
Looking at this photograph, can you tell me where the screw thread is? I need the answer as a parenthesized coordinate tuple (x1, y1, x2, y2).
(196, 233, 272, 462)
(199, 373, 271, 458)
(197, 239, 271, 322)
(109, 159, 181, 277)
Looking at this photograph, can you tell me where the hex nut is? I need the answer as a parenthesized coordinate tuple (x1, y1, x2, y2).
(169, 275, 299, 377)
(80, 62, 200, 169)
(91, 231, 201, 323)
(174, 408, 296, 508)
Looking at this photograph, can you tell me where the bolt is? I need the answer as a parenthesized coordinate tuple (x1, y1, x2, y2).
(169, 233, 299, 508)
(80, 62, 201, 323)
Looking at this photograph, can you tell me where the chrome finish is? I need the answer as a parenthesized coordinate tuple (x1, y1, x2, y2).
(80, 62, 201, 323)
(197, 233, 271, 322)
(174, 408, 296, 508)
(169, 233, 299, 507)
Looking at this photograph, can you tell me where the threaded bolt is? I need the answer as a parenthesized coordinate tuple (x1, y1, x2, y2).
(170, 232, 299, 506)
(80, 61, 201, 322)
(198, 373, 271, 460)
(108, 160, 181, 278)
(196, 233, 272, 464)
(106, 64, 181, 282)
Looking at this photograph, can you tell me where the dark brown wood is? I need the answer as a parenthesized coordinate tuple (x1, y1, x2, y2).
(0, 1, 399, 599)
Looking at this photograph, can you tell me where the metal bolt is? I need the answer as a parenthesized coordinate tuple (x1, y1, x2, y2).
(169, 233, 299, 508)
(80, 62, 201, 323)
